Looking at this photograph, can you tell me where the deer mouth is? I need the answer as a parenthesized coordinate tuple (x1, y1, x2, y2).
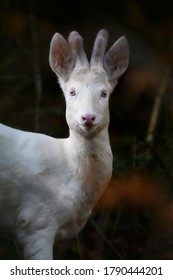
(82, 122, 97, 130)
(83, 122, 95, 128)
(78, 123, 99, 138)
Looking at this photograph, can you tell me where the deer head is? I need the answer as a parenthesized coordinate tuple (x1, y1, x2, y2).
(49, 29, 129, 138)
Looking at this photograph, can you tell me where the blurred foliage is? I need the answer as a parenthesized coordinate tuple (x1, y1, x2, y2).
(1, 0, 173, 259)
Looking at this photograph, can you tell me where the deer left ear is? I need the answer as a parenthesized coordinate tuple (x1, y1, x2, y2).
(49, 33, 75, 82)
(104, 36, 129, 86)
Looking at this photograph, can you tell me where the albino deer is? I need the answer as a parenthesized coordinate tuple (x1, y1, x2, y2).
(0, 29, 129, 259)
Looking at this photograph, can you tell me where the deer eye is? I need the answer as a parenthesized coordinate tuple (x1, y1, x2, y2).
(100, 90, 107, 98)
(69, 89, 76, 96)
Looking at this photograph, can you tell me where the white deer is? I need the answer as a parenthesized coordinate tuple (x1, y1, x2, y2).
(0, 29, 129, 259)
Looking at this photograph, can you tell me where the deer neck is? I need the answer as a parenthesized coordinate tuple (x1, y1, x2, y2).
(65, 128, 113, 202)
(67, 127, 111, 158)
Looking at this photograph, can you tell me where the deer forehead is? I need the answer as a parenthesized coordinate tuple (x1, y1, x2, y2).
(63, 68, 112, 93)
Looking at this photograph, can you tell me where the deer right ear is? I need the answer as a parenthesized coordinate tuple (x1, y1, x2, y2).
(49, 33, 75, 81)
(104, 36, 129, 87)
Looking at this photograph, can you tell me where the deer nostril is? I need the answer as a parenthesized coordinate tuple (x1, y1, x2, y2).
(82, 114, 96, 125)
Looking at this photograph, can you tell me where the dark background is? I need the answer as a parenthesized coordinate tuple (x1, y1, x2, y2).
(1, 0, 173, 259)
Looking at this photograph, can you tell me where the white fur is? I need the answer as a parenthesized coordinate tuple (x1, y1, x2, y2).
(0, 30, 129, 259)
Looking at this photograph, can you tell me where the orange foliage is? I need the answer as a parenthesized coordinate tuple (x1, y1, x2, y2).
(98, 172, 173, 232)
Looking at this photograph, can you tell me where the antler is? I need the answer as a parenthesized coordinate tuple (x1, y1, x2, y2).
(90, 29, 109, 68)
(68, 31, 89, 69)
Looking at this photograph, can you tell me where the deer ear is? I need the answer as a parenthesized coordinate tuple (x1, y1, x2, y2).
(49, 33, 75, 81)
(104, 36, 129, 86)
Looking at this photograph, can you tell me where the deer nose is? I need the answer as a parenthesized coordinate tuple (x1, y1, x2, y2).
(82, 114, 96, 126)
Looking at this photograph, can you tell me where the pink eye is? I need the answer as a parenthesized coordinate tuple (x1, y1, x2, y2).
(100, 90, 107, 98)
(70, 90, 76, 96)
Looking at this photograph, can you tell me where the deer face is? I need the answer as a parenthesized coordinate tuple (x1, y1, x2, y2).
(63, 69, 112, 137)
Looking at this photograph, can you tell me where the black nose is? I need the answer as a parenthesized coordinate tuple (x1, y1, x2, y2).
(82, 114, 96, 126)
